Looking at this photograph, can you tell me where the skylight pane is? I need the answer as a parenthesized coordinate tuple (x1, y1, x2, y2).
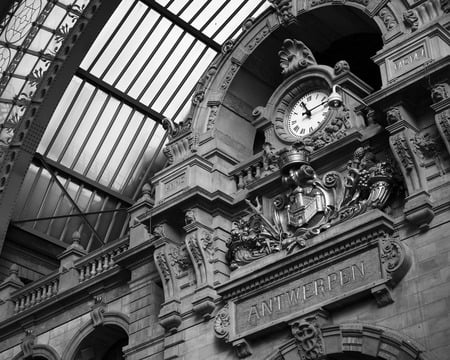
(38, 76, 83, 154)
(127, 25, 184, 99)
(81, 0, 135, 70)
(45, 82, 95, 162)
(88, 2, 147, 77)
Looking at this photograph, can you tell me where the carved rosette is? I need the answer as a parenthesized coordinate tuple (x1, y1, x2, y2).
(278, 39, 316, 77)
(291, 317, 324, 360)
(90, 295, 106, 327)
(214, 304, 231, 341)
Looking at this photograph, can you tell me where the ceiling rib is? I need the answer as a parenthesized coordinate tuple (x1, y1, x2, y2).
(140, 0, 222, 52)
(76, 68, 166, 124)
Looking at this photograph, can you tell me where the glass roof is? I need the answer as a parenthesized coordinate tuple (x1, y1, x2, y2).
(3, 0, 270, 251)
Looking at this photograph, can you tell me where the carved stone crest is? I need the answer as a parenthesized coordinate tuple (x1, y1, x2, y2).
(279, 39, 316, 77)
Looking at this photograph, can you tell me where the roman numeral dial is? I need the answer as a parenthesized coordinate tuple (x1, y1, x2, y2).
(287, 90, 329, 138)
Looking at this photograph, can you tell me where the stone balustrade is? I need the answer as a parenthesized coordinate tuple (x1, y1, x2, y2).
(11, 274, 59, 314)
(75, 237, 129, 282)
(230, 151, 279, 190)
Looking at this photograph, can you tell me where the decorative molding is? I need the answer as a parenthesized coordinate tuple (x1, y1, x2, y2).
(268, 0, 295, 25)
(222, 39, 235, 54)
(246, 23, 269, 52)
(206, 103, 219, 130)
(377, 7, 399, 31)
(90, 295, 106, 327)
(221, 60, 240, 90)
(279, 39, 316, 77)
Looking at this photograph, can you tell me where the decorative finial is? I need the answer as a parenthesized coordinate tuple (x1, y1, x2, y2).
(9, 263, 19, 276)
(69, 230, 85, 251)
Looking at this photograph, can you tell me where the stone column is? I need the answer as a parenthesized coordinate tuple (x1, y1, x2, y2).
(57, 231, 87, 292)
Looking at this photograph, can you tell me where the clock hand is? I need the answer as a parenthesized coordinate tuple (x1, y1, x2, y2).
(307, 100, 328, 113)
(300, 101, 312, 117)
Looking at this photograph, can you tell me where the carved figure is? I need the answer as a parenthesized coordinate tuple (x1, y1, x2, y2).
(269, 0, 294, 24)
(279, 39, 316, 77)
(262, 142, 279, 174)
(431, 83, 449, 103)
(185, 209, 196, 225)
(334, 60, 350, 75)
(386, 107, 402, 124)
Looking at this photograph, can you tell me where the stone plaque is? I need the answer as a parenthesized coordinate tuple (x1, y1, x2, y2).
(234, 247, 381, 335)
(387, 42, 429, 80)
(163, 172, 187, 197)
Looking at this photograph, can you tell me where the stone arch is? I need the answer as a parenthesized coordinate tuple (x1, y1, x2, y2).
(61, 312, 129, 360)
(265, 322, 439, 360)
(11, 344, 61, 360)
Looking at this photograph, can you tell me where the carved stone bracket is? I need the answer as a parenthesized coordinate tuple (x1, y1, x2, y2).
(379, 233, 411, 286)
(371, 283, 394, 307)
(154, 241, 183, 332)
(214, 304, 230, 341)
(90, 295, 106, 327)
(163, 131, 199, 165)
(430, 83, 450, 157)
(385, 107, 434, 230)
(21, 329, 35, 359)
(290, 310, 328, 360)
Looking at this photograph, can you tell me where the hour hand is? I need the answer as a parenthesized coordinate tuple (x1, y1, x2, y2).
(300, 101, 311, 117)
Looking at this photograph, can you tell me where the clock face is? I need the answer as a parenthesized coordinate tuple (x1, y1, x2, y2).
(287, 90, 329, 137)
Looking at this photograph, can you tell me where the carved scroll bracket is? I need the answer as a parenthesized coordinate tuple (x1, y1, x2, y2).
(183, 209, 217, 318)
(21, 329, 35, 359)
(90, 295, 106, 327)
(379, 233, 411, 287)
(289, 310, 329, 360)
(154, 240, 183, 332)
(385, 106, 434, 230)
(430, 83, 450, 157)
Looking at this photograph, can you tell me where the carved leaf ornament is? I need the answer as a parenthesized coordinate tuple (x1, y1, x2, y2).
(214, 304, 230, 340)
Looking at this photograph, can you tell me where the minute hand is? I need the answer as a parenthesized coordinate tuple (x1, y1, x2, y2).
(307, 100, 328, 113)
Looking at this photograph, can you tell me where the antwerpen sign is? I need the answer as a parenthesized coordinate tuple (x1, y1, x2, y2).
(214, 211, 411, 343)
(239, 249, 377, 332)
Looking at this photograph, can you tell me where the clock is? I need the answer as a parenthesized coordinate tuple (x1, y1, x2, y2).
(287, 90, 329, 137)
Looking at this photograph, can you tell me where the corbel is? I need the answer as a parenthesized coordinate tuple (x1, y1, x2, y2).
(430, 82, 450, 156)
(183, 209, 217, 319)
(21, 329, 35, 359)
(154, 238, 183, 332)
(90, 295, 106, 327)
(289, 309, 329, 360)
(385, 105, 434, 230)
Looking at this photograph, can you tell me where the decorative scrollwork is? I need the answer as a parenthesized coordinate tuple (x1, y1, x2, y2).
(279, 39, 316, 77)
(156, 253, 171, 281)
(403, 10, 419, 32)
(214, 304, 230, 340)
